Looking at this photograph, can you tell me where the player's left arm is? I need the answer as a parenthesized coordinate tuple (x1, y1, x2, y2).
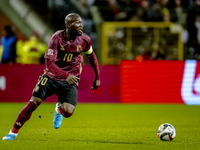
(85, 46, 100, 90)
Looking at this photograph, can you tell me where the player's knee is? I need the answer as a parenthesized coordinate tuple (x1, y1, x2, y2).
(61, 103, 75, 118)
(30, 96, 43, 106)
(62, 107, 74, 118)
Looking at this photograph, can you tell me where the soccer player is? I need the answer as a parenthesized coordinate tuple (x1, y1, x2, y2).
(2, 13, 100, 140)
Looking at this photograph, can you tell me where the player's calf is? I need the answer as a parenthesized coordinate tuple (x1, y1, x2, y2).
(58, 102, 75, 118)
(2, 99, 39, 140)
(53, 103, 75, 129)
(58, 107, 74, 118)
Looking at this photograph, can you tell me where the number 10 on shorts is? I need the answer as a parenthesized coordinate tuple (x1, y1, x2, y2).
(38, 76, 48, 86)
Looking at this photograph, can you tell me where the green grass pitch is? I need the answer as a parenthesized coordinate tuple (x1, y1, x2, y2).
(0, 103, 200, 150)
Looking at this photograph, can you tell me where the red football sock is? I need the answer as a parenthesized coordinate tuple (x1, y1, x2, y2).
(12, 101, 38, 133)
(11, 128, 19, 134)
(58, 107, 74, 118)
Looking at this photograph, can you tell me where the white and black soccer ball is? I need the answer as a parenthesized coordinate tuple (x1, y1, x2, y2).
(157, 123, 176, 141)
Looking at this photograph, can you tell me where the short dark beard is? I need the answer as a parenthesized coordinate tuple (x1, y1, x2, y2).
(70, 27, 82, 37)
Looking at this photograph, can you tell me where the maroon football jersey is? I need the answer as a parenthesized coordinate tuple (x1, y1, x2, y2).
(44, 30, 92, 81)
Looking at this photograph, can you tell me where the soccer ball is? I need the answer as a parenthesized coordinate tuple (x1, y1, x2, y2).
(157, 123, 176, 141)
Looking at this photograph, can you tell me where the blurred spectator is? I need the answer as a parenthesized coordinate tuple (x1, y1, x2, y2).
(116, 0, 138, 21)
(137, 42, 166, 61)
(94, 0, 121, 21)
(195, 15, 200, 44)
(188, 0, 194, 6)
(130, 0, 172, 22)
(162, 7, 170, 22)
(141, 50, 152, 60)
(167, 0, 188, 25)
(129, 0, 150, 21)
(0, 25, 17, 64)
(144, 0, 163, 21)
(47, 0, 74, 30)
(187, 0, 200, 59)
(174, 0, 187, 25)
(16, 32, 47, 64)
(181, 25, 189, 44)
(160, 0, 174, 22)
(94, 0, 137, 21)
(151, 45, 166, 60)
(142, 0, 175, 22)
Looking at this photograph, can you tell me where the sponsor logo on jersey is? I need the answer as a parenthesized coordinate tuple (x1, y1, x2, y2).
(60, 46, 65, 51)
(47, 49, 53, 55)
(77, 45, 81, 52)
(181, 60, 200, 105)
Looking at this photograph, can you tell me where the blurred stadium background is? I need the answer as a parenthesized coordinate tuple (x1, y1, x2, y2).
(0, 0, 199, 104)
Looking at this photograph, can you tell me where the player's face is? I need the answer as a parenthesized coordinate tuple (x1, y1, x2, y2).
(72, 17, 83, 36)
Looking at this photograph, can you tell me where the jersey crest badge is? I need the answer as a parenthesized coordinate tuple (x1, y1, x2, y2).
(47, 49, 53, 55)
(60, 46, 65, 51)
(77, 45, 81, 52)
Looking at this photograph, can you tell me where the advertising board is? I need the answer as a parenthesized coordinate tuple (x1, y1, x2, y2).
(120, 60, 200, 105)
(0, 64, 120, 103)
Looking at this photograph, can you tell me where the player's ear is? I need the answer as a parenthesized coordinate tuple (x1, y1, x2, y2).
(67, 23, 72, 29)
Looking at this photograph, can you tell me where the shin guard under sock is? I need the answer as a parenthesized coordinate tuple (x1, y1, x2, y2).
(12, 101, 38, 132)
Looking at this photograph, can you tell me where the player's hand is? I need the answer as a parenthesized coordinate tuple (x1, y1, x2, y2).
(91, 79, 100, 90)
(66, 75, 80, 86)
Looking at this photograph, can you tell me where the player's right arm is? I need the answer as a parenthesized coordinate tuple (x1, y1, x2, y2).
(46, 59, 79, 84)
(45, 59, 68, 79)
(44, 34, 79, 84)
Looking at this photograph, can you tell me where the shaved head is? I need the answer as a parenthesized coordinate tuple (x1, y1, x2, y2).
(64, 13, 83, 39)
(65, 13, 81, 27)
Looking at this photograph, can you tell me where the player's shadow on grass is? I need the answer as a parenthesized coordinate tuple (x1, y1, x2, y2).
(18, 137, 179, 144)
(62, 139, 144, 145)
(22, 138, 144, 144)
